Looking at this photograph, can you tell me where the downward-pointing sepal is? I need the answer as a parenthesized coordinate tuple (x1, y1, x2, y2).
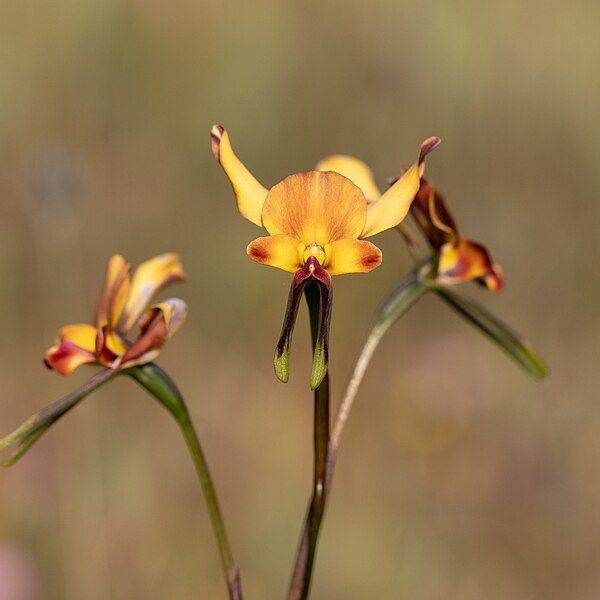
(274, 257, 333, 388)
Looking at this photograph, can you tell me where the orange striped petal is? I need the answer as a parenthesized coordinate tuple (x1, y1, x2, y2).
(121, 298, 188, 367)
(261, 171, 367, 247)
(95, 255, 132, 330)
(44, 324, 99, 376)
(247, 234, 304, 272)
(316, 155, 381, 203)
(211, 125, 269, 227)
(362, 137, 440, 238)
(121, 253, 186, 333)
(437, 240, 504, 291)
(324, 239, 382, 276)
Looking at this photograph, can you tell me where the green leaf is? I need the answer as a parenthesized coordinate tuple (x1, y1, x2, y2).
(0, 368, 118, 467)
(375, 271, 429, 330)
(435, 287, 548, 380)
(124, 362, 188, 420)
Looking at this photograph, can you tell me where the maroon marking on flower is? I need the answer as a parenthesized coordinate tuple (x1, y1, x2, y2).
(210, 125, 225, 161)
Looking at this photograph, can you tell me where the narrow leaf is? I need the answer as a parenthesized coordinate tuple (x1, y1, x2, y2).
(0, 368, 117, 467)
(435, 287, 547, 379)
(375, 270, 429, 330)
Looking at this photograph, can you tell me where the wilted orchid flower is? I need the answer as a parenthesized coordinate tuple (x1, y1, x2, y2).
(45, 253, 187, 375)
(408, 179, 504, 291)
(211, 126, 439, 387)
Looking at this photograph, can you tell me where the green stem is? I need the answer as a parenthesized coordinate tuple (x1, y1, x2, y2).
(288, 284, 331, 600)
(126, 364, 242, 600)
(331, 274, 428, 453)
(288, 274, 426, 599)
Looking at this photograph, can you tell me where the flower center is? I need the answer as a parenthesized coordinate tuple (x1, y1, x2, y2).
(303, 243, 325, 266)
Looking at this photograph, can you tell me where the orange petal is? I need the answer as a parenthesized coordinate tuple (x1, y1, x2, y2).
(121, 253, 186, 333)
(362, 137, 440, 238)
(95, 255, 132, 330)
(261, 171, 367, 247)
(324, 238, 382, 276)
(120, 298, 188, 367)
(247, 234, 305, 272)
(437, 240, 504, 291)
(44, 324, 99, 376)
(316, 155, 381, 203)
(211, 125, 269, 227)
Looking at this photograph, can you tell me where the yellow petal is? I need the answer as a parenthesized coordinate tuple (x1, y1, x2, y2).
(437, 240, 504, 291)
(121, 253, 186, 333)
(44, 324, 98, 376)
(361, 137, 440, 238)
(261, 171, 367, 247)
(324, 238, 382, 276)
(211, 125, 269, 227)
(247, 234, 304, 272)
(95, 255, 132, 330)
(316, 155, 381, 203)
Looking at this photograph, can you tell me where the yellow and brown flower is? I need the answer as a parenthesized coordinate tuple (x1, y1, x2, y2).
(45, 254, 187, 375)
(409, 180, 504, 291)
(211, 125, 439, 386)
(211, 125, 439, 276)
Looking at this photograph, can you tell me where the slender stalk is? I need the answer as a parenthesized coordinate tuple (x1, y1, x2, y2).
(0, 368, 118, 463)
(288, 284, 331, 600)
(288, 272, 427, 599)
(127, 364, 242, 600)
(178, 407, 242, 599)
(331, 274, 427, 462)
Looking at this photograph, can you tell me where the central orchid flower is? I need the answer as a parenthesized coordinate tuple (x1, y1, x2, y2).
(211, 125, 439, 276)
(211, 126, 439, 387)
(45, 253, 187, 376)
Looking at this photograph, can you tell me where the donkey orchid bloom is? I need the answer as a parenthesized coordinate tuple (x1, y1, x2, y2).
(211, 126, 439, 387)
(409, 179, 504, 291)
(45, 254, 187, 375)
(211, 125, 440, 276)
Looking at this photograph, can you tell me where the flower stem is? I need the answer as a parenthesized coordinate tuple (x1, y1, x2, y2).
(288, 284, 331, 600)
(329, 272, 427, 473)
(126, 364, 242, 600)
(288, 271, 427, 599)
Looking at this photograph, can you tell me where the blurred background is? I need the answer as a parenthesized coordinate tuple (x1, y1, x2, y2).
(0, 1, 598, 598)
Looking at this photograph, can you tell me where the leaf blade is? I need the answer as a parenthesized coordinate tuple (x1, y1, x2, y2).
(435, 287, 548, 379)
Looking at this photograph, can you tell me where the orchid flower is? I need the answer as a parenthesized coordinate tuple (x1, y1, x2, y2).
(45, 253, 187, 375)
(211, 125, 439, 387)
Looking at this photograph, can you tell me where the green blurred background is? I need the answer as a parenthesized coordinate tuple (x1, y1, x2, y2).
(0, 1, 598, 598)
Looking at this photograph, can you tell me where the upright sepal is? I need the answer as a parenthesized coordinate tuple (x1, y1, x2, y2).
(274, 257, 333, 389)
(435, 287, 547, 379)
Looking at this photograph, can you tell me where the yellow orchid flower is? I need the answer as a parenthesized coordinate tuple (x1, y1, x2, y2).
(409, 179, 504, 291)
(211, 125, 440, 276)
(45, 253, 187, 375)
(211, 126, 439, 387)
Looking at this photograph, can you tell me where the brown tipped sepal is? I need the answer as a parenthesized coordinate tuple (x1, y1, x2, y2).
(210, 124, 225, 161)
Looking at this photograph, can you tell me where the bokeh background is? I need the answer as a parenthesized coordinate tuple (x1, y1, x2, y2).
(1, 1, 598, 598)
